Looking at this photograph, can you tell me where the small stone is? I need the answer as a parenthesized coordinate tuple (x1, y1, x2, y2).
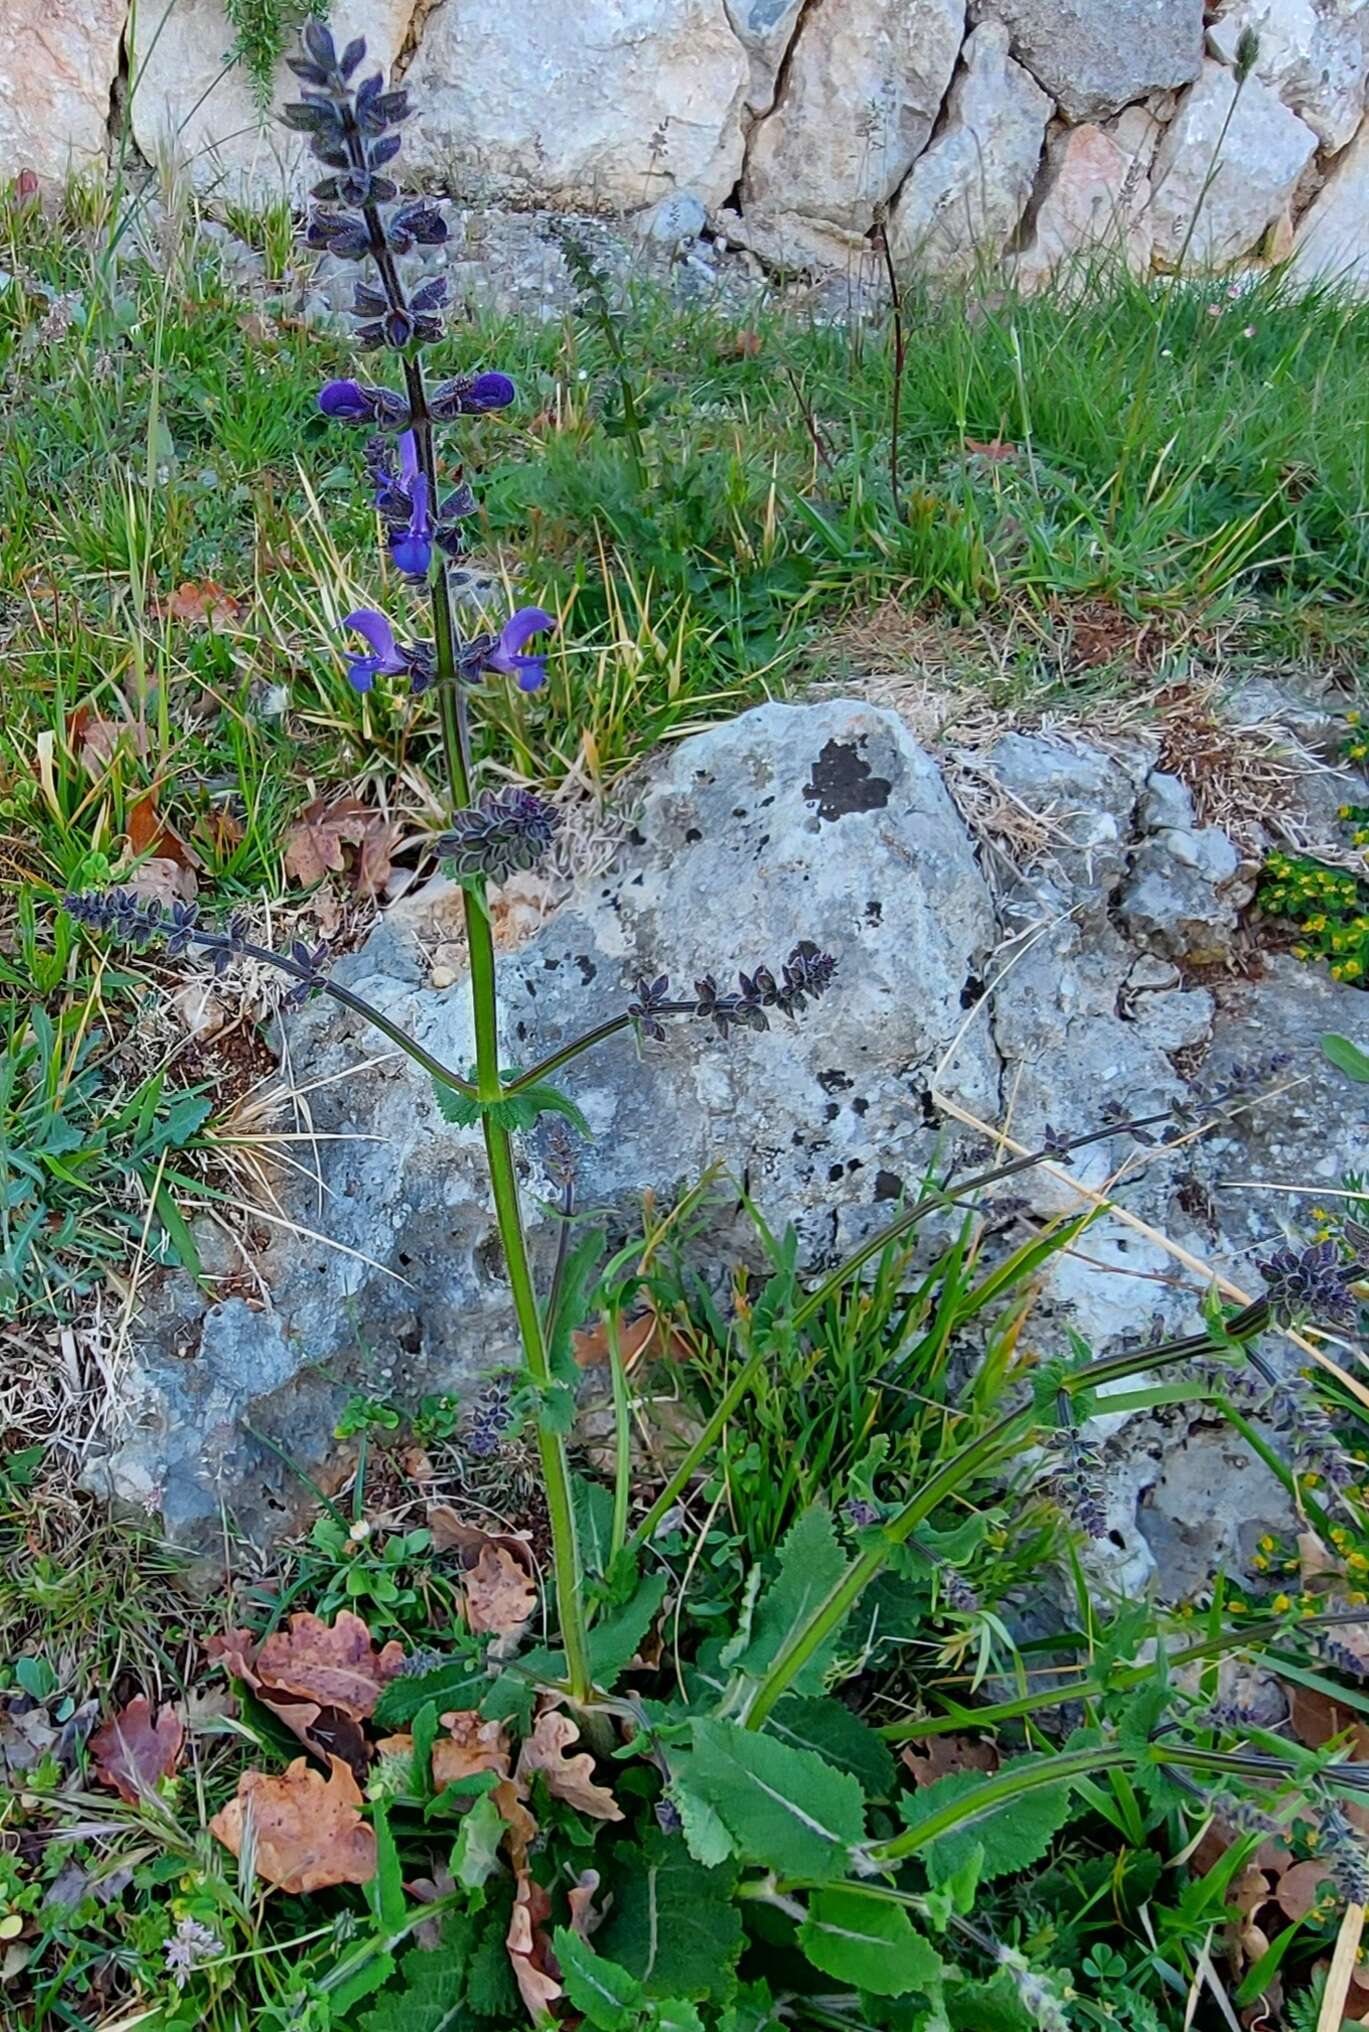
(173, 981, 228, 1041)
(1141, 770, 1196, 834)
(430, 965, 458, 990)
(639, 191, 709, 245)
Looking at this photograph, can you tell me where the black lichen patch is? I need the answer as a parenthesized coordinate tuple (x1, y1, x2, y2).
(803, 739, 892, 823)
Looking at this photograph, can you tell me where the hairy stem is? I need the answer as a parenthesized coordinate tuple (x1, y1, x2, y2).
(352, 117, 591, 1701)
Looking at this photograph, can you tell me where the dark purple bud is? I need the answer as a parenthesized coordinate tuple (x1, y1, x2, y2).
(437, 789, 559, 883)
(338, 34, 367, 77)
(318, 378, 373, 422)
(430, 372, 516, 419)
(302, 19, 337, 69)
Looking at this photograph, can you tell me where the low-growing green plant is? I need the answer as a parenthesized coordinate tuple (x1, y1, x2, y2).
(37, 23, 1369, 2032)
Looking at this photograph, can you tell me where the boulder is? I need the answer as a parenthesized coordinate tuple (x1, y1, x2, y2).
(1149, 59, 1318, 268)
(889, 22, 1053, 279)
(1208, 0, 1369, 153)
(1010, 122, 1154, 291)
(404, 0, 750, 213)
(736, 0, 964, 267)
(1289, 113, 1369, 289)
(972, 0, 1205, 121)
(130, 0, 414, 199)
(0, 0, 125, 187)
(724, 0, 807, 110)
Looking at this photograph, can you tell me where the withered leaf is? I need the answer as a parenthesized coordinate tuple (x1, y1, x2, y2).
(571, 1307, 690, 1372)
(900, 1735, 999, 1787)
(428, 1506, 535, 1573)
(493, 1775, 538, 1873)
(516, 1710, 622, 1822)
(204, 1622, 377, 1780)
(75, 715, 148, 779)
(507, 1869, 561, 2018)
(166, 579, 244, 628)
(119, 855, 198, 908)
(432, 1710, 511, 1790)
(254, 1610, 405, 1721)
(465, 1543, 537, 1644)
(210, 1754, 376, 1892)
(89, 1696, 184, 1803)
(283, 795, 397, 897)
(1274, 1856, 1339, 1923)
(127, 791, 201, 871)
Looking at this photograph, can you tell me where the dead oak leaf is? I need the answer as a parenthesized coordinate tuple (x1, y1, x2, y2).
(89, 1696, 184, 1804)
(165, 579, 244, 629)
(210, 1754, 376, 1893)
(254, 1610, 406, 1722)
(516, 1711, 622, 1822)
(428, 1505, 535, 1572)
(283, 796, 397, 898)
(493, 1776, 538, 1873)
(204, 1623, 376, 1779)
(507, 1869, 561, 2019)
(900, 1734, 999, 1787)
(465, 1543, 537, 1644)
(1274, 1856, 1340, 1924)
(432, 1709, 511, 1790)
(75, 715, 148, 779)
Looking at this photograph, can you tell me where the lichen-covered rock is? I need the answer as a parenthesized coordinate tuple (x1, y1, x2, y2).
(724, 0, 807, 109)
(972, 0, 1205, 120)
(96, 700, 998, 1541)
(405, 0, 749, 212)
(737, 0, 965, 266)
(1208, 0, 1369, 152)
(889, 23, 1053, 278)
(1149, 60, 1318, 268)
(130, 0, 415, 198)
(0, 0, 125, 186)
(1289, 113, 1369, 289)
(1010, 122, 1153, 291)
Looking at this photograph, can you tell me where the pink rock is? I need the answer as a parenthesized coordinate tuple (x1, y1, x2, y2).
(1013, 123, 1154, 292)
(0, 0, 126, 186)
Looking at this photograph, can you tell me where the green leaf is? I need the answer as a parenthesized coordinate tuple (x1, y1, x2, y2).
(652, 2002, 706, 2032)
(945, 1969, 1038, 2032)
(597, 1829, 741, 2002)
(797, 1888, 943, 1998)
(539, 1380, 578, 1436)
(553, 1929, 643, 2032)
(466, 1915, 521, 2019)
(513, 1080, 593, 1138)
(356, 1933, 475, 2032)
(331, 1949, 399, 2017)
(1322, 1032, 1369, 1083)
(430, 1074, 592, 1137)
(670, 1774, 733, 1867)
(685, 1718, 866, 1882)
(898, 1756, 1078, 1883)
(453, 1790, 505, 1891)
(735, 1506, 848, 1695)
(574, 1474, 618, 1581)
(590, 1573, 668, 1688)
(769, 1697, 895, 1796)
(373, 1660, 487, 1729)
(372, 1801, 406, 1932)
(410, 1699, 439, 1801)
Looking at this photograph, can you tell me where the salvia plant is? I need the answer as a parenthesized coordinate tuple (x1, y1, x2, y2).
(61, 24, 1369, 2031)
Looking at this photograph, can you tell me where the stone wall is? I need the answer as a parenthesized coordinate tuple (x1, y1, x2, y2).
(7, 0, 1369, 289)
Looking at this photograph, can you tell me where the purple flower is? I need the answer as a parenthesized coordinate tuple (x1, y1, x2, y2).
(319, 378, 372, 421)
(430, 372, 517, 419)
(486, 608, 556, 691)
(343, 609, 407, 692)
(381, 431, 433, 578)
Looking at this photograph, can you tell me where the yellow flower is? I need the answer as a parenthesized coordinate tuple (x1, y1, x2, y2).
(1272, 1592, 1293, 1613)
(1348, 1551, 1368, 1573)
(1258, 1533, 1277, 1551)
(1253, 1553, 1270, 1570)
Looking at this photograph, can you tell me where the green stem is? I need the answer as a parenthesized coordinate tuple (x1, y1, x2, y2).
(607, 1312, 632, 1561)
(744, 1411, 1025, 1730)
(870, 1744, 1136, 1865)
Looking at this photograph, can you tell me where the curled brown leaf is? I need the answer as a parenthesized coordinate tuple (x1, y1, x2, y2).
(432, 1710, 512, 1789)
(209, 1754, 376, 1893)
(89, 1696, 184, 1804)
(516, 1710, 622, 1823)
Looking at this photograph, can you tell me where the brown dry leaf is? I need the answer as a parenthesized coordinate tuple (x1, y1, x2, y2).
(211, 1754, 376, 1893)
(516, 1711, 623, 1822)
(567, 1869, 603, 1939)
(964, 436, 1019, 462)
(507, 1870, 561, 2018)
(166, 579, 244, 628)
(571, 1307, 690, 1372)
(1289, 1679, 1369, 1755)
(254, 1611, 406, 1722)
(128, 791, 201, 871)
(465, 1543, 538, 1643)
(119, 855, 198, 908)
(283, 796, 397, 897)
(900, 1735, 1000, 1787)
(492, 1776, 539, 1873)
(717, 329, 762, 358)
(205, 1625, 374, 1779)
(428, 1506, 535, 1572)
(1273, 1857, 1338, 1923)
(76, 715, 148, 779)
(89, 1696, 184, 1804)
(432, 1710, 511, 1789)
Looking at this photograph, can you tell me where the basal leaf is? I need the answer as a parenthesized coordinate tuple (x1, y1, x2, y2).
(735, 1506, 847, 1695)
(596, 1828, 740, 2002)
(453, 1790, 505, 1890)
(898, 1756, 1077, 1882)
(356, 1915, 478, 2032)
(574, 1474, 618, 1581)
(590, 1572, 668, 1688)
(373, 1660, 486, 1729)
(552, 1929, 642, 2032)
(686, 1718, 865, 1882)
(797, 1888, 942, 1997)
(769, 1696, 895, 1797)
(1322, 1032, 1369, 1083)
